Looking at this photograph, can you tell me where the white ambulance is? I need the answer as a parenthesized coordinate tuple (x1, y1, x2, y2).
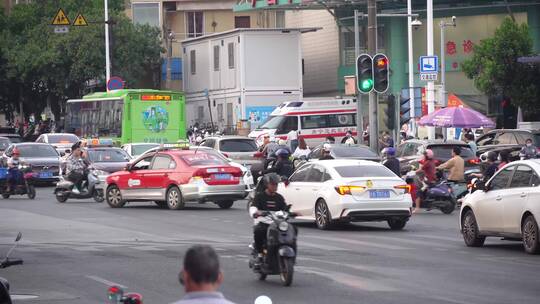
(248, 98, 359, 147)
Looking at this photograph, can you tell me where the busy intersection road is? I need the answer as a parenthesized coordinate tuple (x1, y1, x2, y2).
(1, 189, 539, 304)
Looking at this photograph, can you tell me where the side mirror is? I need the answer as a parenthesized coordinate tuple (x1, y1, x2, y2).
(15, 232, 22, 242)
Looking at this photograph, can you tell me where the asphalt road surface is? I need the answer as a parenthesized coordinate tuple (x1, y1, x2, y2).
(1, 188, 539, 304)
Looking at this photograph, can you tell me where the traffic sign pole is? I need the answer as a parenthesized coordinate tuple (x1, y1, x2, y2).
(426, 0, 435, 140)
(104, 0, 111, 89)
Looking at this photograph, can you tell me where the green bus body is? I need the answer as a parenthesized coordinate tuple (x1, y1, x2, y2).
(65, 89, 186, 145)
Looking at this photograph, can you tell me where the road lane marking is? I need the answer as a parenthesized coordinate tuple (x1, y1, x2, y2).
(298, 241, 349, 251)
(85, 275, 127, 289)
(304, 235, 410, 250)
(411, 234, 463, 242)
(297, 266, 395, 292)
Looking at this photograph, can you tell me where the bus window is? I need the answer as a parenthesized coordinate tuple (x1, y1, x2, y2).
(301, 115, 328, 129)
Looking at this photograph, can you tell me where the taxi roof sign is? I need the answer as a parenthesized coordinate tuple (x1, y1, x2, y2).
(73, 13, 88, 26)
(52, 8, 70, 26)
(88, 138, 114, 147)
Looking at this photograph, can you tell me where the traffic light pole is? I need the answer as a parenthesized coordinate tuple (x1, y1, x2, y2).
(354, 9, 364, 144)
(368, 0, 378, 152)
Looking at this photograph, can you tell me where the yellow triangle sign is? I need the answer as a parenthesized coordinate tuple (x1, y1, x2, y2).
(73, 13, 88, 26)
(51, 8, 70, 26)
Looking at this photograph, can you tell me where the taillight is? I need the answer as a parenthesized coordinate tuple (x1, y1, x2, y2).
(394, 184, 411, 194)
(468, 158, 480, 165)
(335, 185, 366, 195)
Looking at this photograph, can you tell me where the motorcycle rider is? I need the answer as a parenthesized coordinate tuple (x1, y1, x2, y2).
(7, 148, 22, 192)
(261, 149, 294, 178)
(249, 173, 288, 266)
(414, 149, 437, 213)
(472, 151, 498, 182)
(319, 144, 334, 160)
(519, 138, 537, 160)
(381, 147, 400, 176)
(437, 146, 464, 183)
(66, 142, 88, 193)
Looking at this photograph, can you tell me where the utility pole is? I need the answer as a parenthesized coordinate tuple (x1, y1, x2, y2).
(426, 0, 435, 139)
(167, 30, 173, 90)
(354, 9, 364, 144)
(104, 0, 111, 88)
(367, 0, 378, 151)
(407, 0, 416, 137)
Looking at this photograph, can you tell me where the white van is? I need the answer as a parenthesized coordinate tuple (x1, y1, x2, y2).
(248, 98, 359, 147)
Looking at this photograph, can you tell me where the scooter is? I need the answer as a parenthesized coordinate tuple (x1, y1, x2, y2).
(0, 165, 36, 199)
(107, 285, 143, 304)
(54, 167, 105, 203)
(0, 233, 24, 304)
(407, 171, 456, 214)
(248, 209, 297, 286)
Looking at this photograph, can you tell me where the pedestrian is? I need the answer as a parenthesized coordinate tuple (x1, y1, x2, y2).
(340, 130, 357, 144)
(258, 135, 270, 152)
(519, 138, 537, 160)
(171, 245, 235, 304)
(381, 147, 400, 176)
(292, 136, 311, 159)
(287, 129, 299, 152)
(325, 136, 336, 144)
(464, 133, 477, 156)
(497, 150, 510, 170)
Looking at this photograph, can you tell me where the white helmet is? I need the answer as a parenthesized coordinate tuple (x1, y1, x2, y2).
(195, 136, 203, 143)
(278, 139, 287, 146)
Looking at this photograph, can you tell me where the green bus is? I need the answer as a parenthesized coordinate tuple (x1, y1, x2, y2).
(66, 89, 186, 145)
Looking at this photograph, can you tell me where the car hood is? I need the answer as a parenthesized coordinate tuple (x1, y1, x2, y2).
(92, 162, 129, 173)
(20, 157, 60, 166)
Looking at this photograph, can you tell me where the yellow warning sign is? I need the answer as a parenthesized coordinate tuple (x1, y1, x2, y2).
(51, 8, 70, 26)
(73, 13, 88, 26)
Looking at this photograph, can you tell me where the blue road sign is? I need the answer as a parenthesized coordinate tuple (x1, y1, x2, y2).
(107, 76, 124, 91)
(419, 56, 438, 73)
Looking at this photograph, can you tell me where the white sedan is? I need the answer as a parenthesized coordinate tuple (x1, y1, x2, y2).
(278, 159, 412, 230)
(460, 159, 540, 254)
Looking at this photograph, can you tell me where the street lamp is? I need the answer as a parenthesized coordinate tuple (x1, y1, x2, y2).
(439, 16, 456, 108)
(407, 0, 421, 137)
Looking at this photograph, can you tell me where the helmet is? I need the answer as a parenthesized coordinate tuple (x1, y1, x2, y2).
(276, 148, 290, 157)
(71, 141, 82, 151)
(278, 139, 287, 146)
(263, 173, 281, 186)
(424, 149, 434, 159)
(195, 136, 203, 143)
(382, 147, 395, 156)
(323, 143, 332, 152)
(12, 148, 20, 155)
(486, 151, 497, 162)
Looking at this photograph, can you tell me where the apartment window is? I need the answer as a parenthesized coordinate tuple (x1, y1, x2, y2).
(198, 106, 204, 121)
(186, 11, 203, 38)
(190, 50, 196, 75)
(228, 43, 235, 69)
(213, 45, 220, 71)
(275, 11, 285, 28)
(132, 2, 160, 27)
(234, 16, 251, 28)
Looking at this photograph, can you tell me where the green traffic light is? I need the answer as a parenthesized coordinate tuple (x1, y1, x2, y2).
(360, 79, 374, 92)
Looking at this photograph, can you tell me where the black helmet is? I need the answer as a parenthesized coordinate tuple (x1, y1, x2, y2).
(487, 151, 497, 162)
(71, 141, 82, 151)
(263, 173, 281, 186)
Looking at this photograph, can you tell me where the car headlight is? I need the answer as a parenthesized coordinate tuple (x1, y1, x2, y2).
(278, 221, 289, 232)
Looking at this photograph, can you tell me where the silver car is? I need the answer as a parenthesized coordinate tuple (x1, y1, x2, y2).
(200, 136, 263, 176)
(36, 133, 80, 155)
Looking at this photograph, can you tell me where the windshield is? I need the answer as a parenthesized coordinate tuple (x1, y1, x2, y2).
(429, 145, 474, 159)
(335, 165, 396, 178)
(0, 138, 10, 150)
(259, 116, 286, 129)
(181, 152, 228, 166)
(47, 134, 79, 144)
(17, 144, 58, 158)
(332, 146, 379, 158)
(132, 144, 160, 156)
(219, 139, 258, 152)
(5, 136, 21, 143)
(88, 149, 130, 163)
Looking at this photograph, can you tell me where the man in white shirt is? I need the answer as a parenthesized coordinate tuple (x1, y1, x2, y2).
(287, 129, 298, 152)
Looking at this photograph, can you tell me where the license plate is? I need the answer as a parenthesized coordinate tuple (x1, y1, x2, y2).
(369, 190, 390, 199)
(39, 171, 53, 178)
(214, 173, 232, 180)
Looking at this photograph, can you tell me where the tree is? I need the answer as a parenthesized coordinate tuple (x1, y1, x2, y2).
(462, 18, 540, 117)
(0, 0, 163, 121)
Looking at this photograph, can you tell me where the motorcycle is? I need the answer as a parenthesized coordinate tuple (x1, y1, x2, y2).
(406, 171, 456, 214)
(107, 285, 143, 304)
(0, 165, 36, 199)
(0, 233, 24, 304)
(248, 209, 297, 286)
(54, 167, 105, 203)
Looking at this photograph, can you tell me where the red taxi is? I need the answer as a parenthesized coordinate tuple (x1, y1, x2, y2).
(105, 147, 246, 210)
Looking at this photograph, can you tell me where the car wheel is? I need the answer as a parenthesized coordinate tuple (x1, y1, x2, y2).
(93, 189, 104, 203)
(387, 218, 407, 230)
(315, 199, 333, 230)
(461, 210, 485, 247)
(106, 185, 125, 208)
(217, 200, 234, 209)
(166, 186, 184, 210)
(55, 192, 67, 203)
(440, 199, 456, 214)
(2, 193, 9, 199)
(154, 201, 168, 209)
(522, 215, 540, 254)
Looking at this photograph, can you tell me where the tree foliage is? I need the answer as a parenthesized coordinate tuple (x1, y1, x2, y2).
(462, 18, 540, 115)
(0, 0, 163, 119)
